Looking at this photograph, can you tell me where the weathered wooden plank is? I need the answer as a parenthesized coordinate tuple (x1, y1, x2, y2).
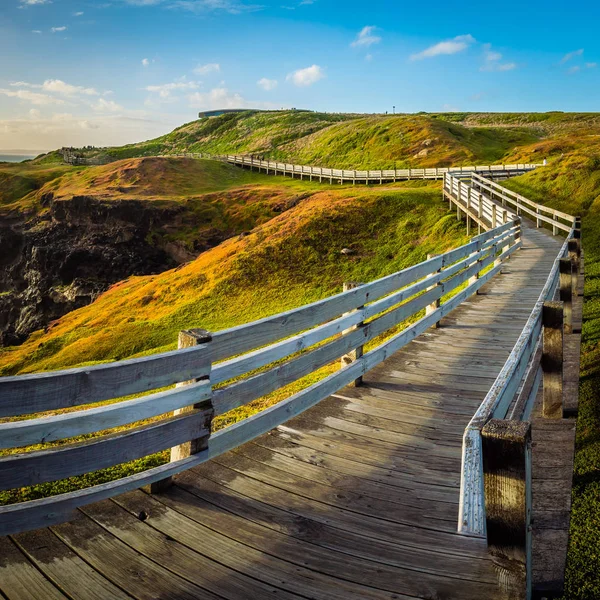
(12, 528, 131, 600)
(0, 379, 211, 449)
(0, 409, 212, 490)
(51, 513, 222, 600)
(0, 536, 69, 600)
(0, 343, 211, 417)
(212, 309, 362, 385)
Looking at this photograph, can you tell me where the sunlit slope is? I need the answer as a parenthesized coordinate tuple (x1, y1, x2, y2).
(31, 156, 299, 201)
(0, 160, 76, 207)
(3, 157, 330, 253)
(282, 114, 539, 168)
(97, 111, 541, 167)
(0, 184, 468, 375)
(106, 110, 355, 160)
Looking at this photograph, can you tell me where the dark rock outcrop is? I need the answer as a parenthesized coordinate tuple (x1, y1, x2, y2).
(0, 197, 182, 345)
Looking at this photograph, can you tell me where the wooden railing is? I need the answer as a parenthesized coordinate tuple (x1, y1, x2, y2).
(443, 172, 517, 232)
(156, 152, 541, 183)
(223, 155, 540, 183)
(454, 178, 581, 599)
(470, 173, 575, 234)
(0, 220, 522, 536)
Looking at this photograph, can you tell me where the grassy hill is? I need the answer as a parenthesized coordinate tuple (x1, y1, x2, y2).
(0, 181, 465, 377)
(68, 110, 548, 168)
(0, 159, 75, 208)
(105, 110, 355, 160)
(0, 180, 469, 504)
(283, 114, 539, 168)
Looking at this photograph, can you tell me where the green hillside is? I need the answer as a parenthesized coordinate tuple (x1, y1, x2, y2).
(0, 180, 469, 504)
(65, 110, 548, 168)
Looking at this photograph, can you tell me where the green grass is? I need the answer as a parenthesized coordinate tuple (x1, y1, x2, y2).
(503, 153, 600, 599)
(67, 110, 544, 169)
(0, 182, 472, 504)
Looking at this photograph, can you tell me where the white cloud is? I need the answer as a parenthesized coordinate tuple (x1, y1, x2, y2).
(286, 64, 324, 87)
(0, 88, 65, 106)
(586, 62, 597, 69)
(568, 65, 581, 74)
(19, 0, 51, 4)
(142, 58, 150, 67)
(120, 0, 263, 14)
(480, 44, 517, 72)
(0, 111, 178, 150)
(410, 34, 475, 61)
(193, 62, 221, 75)
(73, 11, 84, 16)
(32, 30, 42, 33)
(187, 86, 246, 109)
(41, 79, 99, 96)
(257, 77, 277, 91)
(186, 86, 279, 111)
(145, 80, 200, 98)
(51, 26, 67, 33)
(560, 49, 583, 64)
(351, 25, 381, 48)
(92, 98, 124, 112)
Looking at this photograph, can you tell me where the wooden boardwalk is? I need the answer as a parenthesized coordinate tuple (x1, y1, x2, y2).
(0, 223, 576, 600)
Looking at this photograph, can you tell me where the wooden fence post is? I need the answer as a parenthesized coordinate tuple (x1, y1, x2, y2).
(536, 207, 541, 228)
(559, 258, 573, 334)
(568, 238, 581, 278)
(340, 282, 365, 386)
(150, 328, 213, 492)
(426, 254, 441, 328)
(492, 204, 497, 229)
(542, 301, 564, 419)
(482, 419, 532, 600)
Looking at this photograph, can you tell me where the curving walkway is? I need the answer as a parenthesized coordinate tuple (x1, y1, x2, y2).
(0, 223, 568, 600)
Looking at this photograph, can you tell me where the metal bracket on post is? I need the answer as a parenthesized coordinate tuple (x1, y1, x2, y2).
(340, 282, 365, 387)
(150, 328, 213, 493)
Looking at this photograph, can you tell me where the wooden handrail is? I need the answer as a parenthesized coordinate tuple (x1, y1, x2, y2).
(156, 152, 541, 183)
(458, 224, 574, 536)
(0, 219, 521, 536)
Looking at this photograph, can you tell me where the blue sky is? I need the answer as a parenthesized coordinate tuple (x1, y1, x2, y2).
(1, 0, 599, 151)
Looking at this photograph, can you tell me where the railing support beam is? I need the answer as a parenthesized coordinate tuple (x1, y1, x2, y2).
(482, 419, 532, 600)
(426, 254, 442, 328)
(340, 282, 365, 386)
(151, 328, 213, 492)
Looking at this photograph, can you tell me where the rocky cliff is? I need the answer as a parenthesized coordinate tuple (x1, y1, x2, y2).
(0, 196, 181, 345)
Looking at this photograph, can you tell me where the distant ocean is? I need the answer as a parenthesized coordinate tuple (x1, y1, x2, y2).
(0, 154, 36, 163)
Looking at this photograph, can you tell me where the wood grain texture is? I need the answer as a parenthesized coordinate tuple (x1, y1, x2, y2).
(0, 180, 579, 600)
(0, 343, 211, 417)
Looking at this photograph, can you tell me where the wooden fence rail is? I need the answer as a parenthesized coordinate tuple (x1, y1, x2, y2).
(451, 176, 579, 600)
(156, 152, 541, 184)
(0, 219, 521, 536)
